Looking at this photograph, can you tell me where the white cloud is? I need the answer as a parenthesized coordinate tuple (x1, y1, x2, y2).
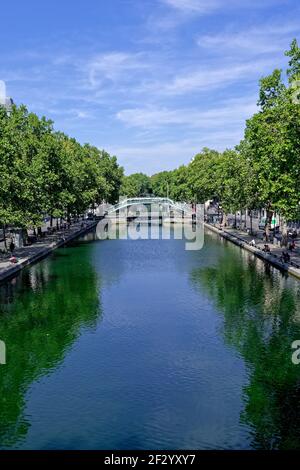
(197, 21, 300, 55)
(116, 97, 257, 129)
(87, 52, 148, 87)
(46, 107, 92, 120)
(162, 0, 219, 14)
(108, 129, 244, 174)
(145, 0, 223, 35)
(138, 58, 276, 97)
(161, 0, 284, 15)
(75, 110, 91, 119)
(4, 0, 296, 176)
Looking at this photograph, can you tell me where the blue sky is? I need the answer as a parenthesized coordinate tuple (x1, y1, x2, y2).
(1, 0, 299, 174)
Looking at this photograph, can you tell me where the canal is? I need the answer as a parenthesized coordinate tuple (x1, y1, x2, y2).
(0, 226, 300, 449)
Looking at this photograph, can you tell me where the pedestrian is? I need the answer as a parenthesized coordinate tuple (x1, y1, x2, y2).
(9, 239, 15, 254)
(281, 251, 290, 263)
(263, 231, 267, 243)
(289, 241, 295, 251)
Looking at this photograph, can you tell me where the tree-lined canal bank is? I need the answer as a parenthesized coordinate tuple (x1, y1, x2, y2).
(2, 216, 300, 286)
(204, 223, 300, 280)
(0, 220, 98, 283)
(0, 227, 300, 450)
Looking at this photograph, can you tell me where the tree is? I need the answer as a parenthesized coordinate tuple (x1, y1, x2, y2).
(242, 43, 300, 242)
(169, 166, 192, 202)
(97, 150, 124, 204)
(187, 148, 221, 203)
(120, 173, 151, 198)
(0, 103, 124, 249)
(0, 105, 54, 240)
(258, 69, 285, 110)
(285, 38, 300, 83)
(151, 171, 173, 198)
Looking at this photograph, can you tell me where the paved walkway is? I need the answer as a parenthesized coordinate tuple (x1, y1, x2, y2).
(205, 223, 300, 280)
(222, 226, 300, 268)
(0, 220, 98, 282)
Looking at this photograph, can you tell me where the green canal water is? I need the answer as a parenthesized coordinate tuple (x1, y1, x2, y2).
(0, 226, 300, 449)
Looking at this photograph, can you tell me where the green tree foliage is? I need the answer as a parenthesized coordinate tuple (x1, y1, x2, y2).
(285, 38, 300, 83)
(0, 243, 101, 446)
(120, 172, 151, 197)
(150, 171, 172, 198)
(0, 104, 124, 238)
(258, 69, 285, 110)
(241, 40, 300, 238)
(1, 41, 299, 241)
(188, 148, 221, 203)
(190, 244, 300, 449)
(148, 40, 300, 235)
(170, 165, 192, 201)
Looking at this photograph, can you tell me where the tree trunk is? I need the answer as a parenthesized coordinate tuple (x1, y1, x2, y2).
(281, 218, 288, 247)
(250, 210, 253, 235)
(265, 209, 273, 242)
(50, 216, 53, 228)
(22, 229, 28, 246)
(222, 212, 228, 227)
(3, 225, 7, 251)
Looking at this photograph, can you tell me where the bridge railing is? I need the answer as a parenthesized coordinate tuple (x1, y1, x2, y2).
(96, 197, 199, 217)
(104, 197, 194, 216)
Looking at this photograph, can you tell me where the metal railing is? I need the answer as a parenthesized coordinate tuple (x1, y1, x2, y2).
(105, 197, 194, 216)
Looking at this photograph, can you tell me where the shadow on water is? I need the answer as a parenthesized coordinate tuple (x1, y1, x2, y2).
(0, 243, 102, 448)
(190, 240, 300, 449)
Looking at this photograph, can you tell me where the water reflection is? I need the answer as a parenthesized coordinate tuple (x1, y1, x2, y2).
(1, 227, 300, 449)
(190, 241, 300, 449)
(0, 243, 101, 448)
